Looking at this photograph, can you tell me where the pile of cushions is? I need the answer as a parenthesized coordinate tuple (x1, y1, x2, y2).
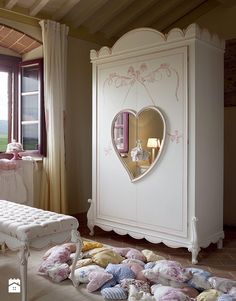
(38, 240, 236, 301)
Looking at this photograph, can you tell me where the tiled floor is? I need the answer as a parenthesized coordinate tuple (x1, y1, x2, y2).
(79, 221, 236, 280)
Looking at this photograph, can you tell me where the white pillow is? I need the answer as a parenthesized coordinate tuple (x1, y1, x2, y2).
(69, 264, 104, 285)
(153, 285, 191, 301)
(152, 260, 191, 282)
(208, 277, 236, 293)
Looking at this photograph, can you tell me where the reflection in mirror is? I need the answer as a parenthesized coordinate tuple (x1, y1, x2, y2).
(112, 106, 166, 182)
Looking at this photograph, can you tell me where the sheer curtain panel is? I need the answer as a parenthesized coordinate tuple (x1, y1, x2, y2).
(39, 20, 68, 213)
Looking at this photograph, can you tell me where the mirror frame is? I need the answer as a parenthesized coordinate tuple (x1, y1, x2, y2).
(111, 105, 166, 182)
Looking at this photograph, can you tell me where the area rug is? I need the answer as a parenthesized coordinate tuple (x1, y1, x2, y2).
(34, 239, 236, 301)
(0, 239, 236, 301)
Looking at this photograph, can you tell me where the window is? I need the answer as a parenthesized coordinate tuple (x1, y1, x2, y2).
(19, 59, 46, 155)
(0, 55, 46, 155)
(113, 112, 129, 153)
(0, 72, 9, 151)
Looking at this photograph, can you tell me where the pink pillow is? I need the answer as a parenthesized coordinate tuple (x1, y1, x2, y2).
(126, 248, 146, 262)
(38, 245, 71, 274)
(126, 262, 146, 281)
(47, 263, 70, 282)
(112, 247, 131, 256)
(87, 271, 113, 292)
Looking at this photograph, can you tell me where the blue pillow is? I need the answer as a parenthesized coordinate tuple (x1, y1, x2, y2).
(101, 287, 127, 300)
(100, 277, 117, 290)
(144, 262, 156, 269)
(105, 263, 135, 283)
(186, 267, 212, 291)
(218, 294, 236, 301)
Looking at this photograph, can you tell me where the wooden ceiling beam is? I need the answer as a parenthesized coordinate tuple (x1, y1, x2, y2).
(86, 0, 136, 34)
(4, 0, 18, 10)
(53, 0, 81, 21)
(103, 0, 157, 39)
(117, 0, 185, 37)
(72, 0, 108, 28)
(163, 0, 222, 32)
(29, 0, 50, 17)
(151, 0, 207, 31)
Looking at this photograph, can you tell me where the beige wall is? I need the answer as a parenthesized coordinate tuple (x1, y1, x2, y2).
(196, 6, 236, 225)
(196, 4, 236, 40)
(224, 107, 236, 225)
(0, 8, 236, 222)
(0, 17, 100, 214)
(65, 36, 100, 214)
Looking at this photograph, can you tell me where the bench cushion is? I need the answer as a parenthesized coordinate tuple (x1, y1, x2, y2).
(0, 200, 78, 242)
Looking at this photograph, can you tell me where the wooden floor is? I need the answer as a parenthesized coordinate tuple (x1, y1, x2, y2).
(79, 218, 236, 280)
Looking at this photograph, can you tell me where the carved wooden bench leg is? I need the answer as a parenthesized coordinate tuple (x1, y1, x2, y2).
(70, 230, 83, 287)
(19, 244, 29, 301)
(1, 242, 6, 253)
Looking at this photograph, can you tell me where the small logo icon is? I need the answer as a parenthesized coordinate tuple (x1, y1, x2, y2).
(8, 278, 21, 293)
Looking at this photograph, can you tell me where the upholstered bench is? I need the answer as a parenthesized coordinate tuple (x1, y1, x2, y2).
(0, 200, 82, 301)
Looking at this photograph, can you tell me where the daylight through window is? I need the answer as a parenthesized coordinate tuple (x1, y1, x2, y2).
(0, 72, 9, 152)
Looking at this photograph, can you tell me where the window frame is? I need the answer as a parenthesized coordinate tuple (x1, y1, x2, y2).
(18, 58, 46, 156)
(0, 54, 21, 146)
(0, 55, 46, 156)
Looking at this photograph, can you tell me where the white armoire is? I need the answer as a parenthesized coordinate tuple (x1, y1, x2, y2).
(88, 24, 224, 263)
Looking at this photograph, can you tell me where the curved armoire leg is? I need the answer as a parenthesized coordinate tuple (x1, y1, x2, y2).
(87, 199, 95, 236)
(188, 216, 200, 264)
(217, 238, 223, 249)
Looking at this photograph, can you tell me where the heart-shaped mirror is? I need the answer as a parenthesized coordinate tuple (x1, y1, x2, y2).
(111, 106, 166, 182)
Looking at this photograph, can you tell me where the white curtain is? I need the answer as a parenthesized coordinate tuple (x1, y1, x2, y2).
(39, 20, 69, 213)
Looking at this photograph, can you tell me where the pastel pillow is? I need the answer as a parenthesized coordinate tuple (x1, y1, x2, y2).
(229, 287, 236, 297)
(144, 262, 156, 270)
(69, 264, 104, 285)
(38, 245, 71, 274)
(218, 294, 236, 301)
(105, 263, 135, 283)
(153, 285, 191, 301)
(92, 249, 124, 268)
(208, 277, 236, 294)
(125, 262, 146, 281)
(112, 247, 131, 256)
(86, 271, 113, 292)
(82, 240, 103, 252)
(100, 277, 117, 290)
(186, 267, 212, 291)
(42, 243, 75, 259)
(47, 263, 70, 282)
(143, 268, 161, 283)
(179, 286, 200, 299)
(126, 248, 146, 262)
(73, 258, 93, 269)
(128, 284, 155, 301)
(83, 247, 111, 257)
(144, 270, 186, 287)
(120, 278, 151, 293)
(142, 249, 166, 262)
(122, 258, 145, 267)
(152, 260, 192, 282)
(196, 289, 222, 301)
(101, 286, 128, 300)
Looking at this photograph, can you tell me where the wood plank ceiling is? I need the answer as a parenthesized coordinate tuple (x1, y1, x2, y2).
(0, 0, 235, 48)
